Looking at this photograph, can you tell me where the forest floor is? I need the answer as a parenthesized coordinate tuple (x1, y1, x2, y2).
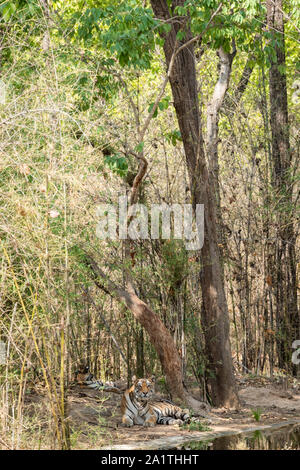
(20, 374, 300, 449)
(69, 374, 300, 449)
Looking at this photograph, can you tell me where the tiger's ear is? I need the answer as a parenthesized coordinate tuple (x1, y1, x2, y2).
(131, 375, 137, 384)
(151, 375, 156, 383)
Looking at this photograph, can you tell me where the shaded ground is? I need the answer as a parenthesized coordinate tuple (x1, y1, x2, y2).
(61, 374, 300, 449)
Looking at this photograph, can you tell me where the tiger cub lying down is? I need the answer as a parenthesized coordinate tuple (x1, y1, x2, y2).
(75, 366, 120, 393)
(121, 375, 191, 427)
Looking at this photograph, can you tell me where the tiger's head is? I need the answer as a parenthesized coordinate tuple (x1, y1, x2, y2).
(75, 365, 94, 384)
(131, 375, 156, 403)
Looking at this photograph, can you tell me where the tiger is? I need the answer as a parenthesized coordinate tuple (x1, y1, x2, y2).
(75, 365, 121, 394)
(121, 375, 191, 427)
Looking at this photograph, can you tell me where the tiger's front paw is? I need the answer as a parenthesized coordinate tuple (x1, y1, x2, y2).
(122, 416, 134, 427)
(171, 419, 184, 426)
(143, 420, 155, 427)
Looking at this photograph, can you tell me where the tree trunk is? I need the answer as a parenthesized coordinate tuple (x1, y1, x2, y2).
(207, 46, 235, 202)
(136, 322, 144, 378)
(266, 0, 299, 373)
(207, 46, 235, 256)
(150, 0, 239, 407)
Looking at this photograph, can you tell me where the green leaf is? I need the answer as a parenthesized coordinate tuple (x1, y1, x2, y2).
(148, 102, 158, 118)
(176, 31, 186, 41)
(104, 153, 128, 177)
(135, 142, 144, 153)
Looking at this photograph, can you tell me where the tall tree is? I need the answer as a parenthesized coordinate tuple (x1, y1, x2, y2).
(266, 0, 299, 373)
(150, 0, 239, 407)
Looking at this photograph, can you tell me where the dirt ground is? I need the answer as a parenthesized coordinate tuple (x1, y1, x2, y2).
(58, 374, 300, 449)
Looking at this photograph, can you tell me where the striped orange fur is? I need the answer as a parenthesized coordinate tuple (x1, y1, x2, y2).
(121, 375, 190, 427)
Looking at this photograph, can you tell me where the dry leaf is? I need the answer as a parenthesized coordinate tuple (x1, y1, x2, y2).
(19, 207, 27, 216)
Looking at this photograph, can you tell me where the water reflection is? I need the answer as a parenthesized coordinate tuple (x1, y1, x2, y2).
(179, 424, 300, 450)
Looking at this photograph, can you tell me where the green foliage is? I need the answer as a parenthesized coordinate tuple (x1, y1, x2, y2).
(104, 153, 128, 177)
(161, 240, 188, 291)
(182, 420, 212, 432)
(0, 0, 17, 20)
(181, 440, 212, 450)
(174, 0, 265, 54)
(135, 142, 144, 153)
(252, 429, 263, 441)
(156, 376, 168, 394)
(63, 54, 120, 110)
(164, 129, 182, 146)
(0, 0, 42, 21)
(148, 96, 171, 118)
(251, 408, 262, 422)
(73, 0, 159, 69)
